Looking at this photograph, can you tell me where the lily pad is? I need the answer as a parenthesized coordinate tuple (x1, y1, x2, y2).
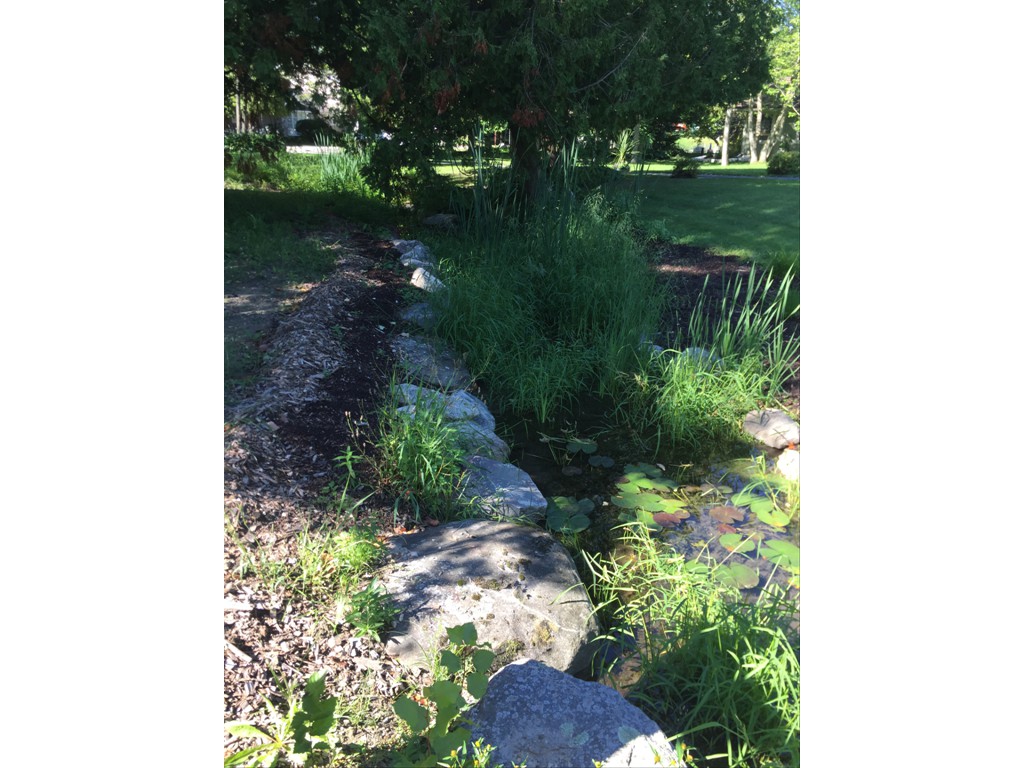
(762, 540, 800, 572)
(715, 563, 760, 590)
(752, 499, 792, 528)
(729, 488, 763, 507)
(709, 505, 744, 524)
(718, 533, 757, 554)
(624, 462, 664, 476)
(652, 511, 689, 526)
(634, 475, 679, 492)
(567, 438, 598, 455)
(588, 454, 614, 468)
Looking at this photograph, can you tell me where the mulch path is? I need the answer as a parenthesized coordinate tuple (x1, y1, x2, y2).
(222, 226, 800, 763)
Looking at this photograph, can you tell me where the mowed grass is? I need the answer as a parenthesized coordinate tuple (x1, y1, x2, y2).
(630, 173, 799, 261)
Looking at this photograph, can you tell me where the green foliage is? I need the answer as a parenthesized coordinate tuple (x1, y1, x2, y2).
(584, 525, 800, 768)
(374, 380, 467, 518)
(670, 154, 702, 179)
(295, 118, 338, 144)
(224, 212, 336, 283)
(340, 579, 400, 642)
(393, 622, 497, 767)
(224, 670, 338, 767)
(767, 150, 800, 176)
(546, 496, 594, 534)
(225, 132, 285, 183)
(433, 164, 663, 423)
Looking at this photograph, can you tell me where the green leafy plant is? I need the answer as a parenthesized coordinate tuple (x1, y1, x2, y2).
(224, 670, 338, 767)
(393, 622, 496, 767)
(610, 463, 691, 528)
(546, 496, 594, 534)
(225, 132, 285, 183)
(767, 150, 800, 176)
(339, 579, 400, 642)
(375, 378, 467, 519)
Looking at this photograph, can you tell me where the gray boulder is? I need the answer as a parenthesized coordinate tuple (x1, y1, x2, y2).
(399, 243, 436, 268)
(382, 520, 600, 676)
(743, 408, 800, 448)
(399, 301, 438, 330)
(423, 212, 458, 229)
(390, 336, 472, 391)
(411, 266, 446, 293)
(467, 659, 676, 768)
(461, 455, 547, 522)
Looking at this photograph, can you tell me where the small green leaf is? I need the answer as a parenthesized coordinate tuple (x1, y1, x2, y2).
(575, 498, 595, 514)
(588, 454, 614, 468)
(566, 514, 591, 532)
(446, 622, 477, 647)
(394, 695, 429, 734)
(752, 499, 791, 527)
(470, 648, 495, 674)
(635, 475, 678, 492)
(624, 463, 663, 476)
(439, 649, 462, 677)
(430, 728, 472, 761)
(224, 723, 272, 741)
(466, 670, 489, 700)
(567, 438, 598, 454)
(426, 679, 465, 709)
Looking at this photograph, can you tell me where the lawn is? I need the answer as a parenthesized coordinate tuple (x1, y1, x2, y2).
(628, 172, 799, 262)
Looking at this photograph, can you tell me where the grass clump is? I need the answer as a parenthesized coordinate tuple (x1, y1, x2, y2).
(224, 213, 337, 284)
(585, 524, 800, 768)
(626, 266, 798, 462)
(373, 379, 467, 520)
(432, 181, 663, 423)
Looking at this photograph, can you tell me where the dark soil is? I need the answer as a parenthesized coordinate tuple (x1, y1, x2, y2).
(222, 225, 800, 764)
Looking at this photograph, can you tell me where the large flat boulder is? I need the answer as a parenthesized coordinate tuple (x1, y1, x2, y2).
(467, 659, 676, 768)
(381, 520, 600, 677)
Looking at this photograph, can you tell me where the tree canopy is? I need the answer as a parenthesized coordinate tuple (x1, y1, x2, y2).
(225, 0, 782, 189)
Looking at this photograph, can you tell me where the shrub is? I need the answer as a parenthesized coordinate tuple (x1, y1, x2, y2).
(767, 150, 800, 176)
(670, 153, 702, 178)
(224, 132, 285, 182)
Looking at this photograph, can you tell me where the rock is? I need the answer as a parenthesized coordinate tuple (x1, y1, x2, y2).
(396, 385, 496, 431)
(775, 447, 799, 481)
(399, 302, 438, 330)
(391, 239, 421, 254)
(399, 243, 436, 268)
(453, 421, 510, 462)
(382, 521, 600, 676)
(390, 336, 472, 391)
(423, 212, 458, 229)
(411, 266, 446, 293)
(461, 455, 548, 522)
(743, 408, 800, 449)
(467, 659, 676, 768)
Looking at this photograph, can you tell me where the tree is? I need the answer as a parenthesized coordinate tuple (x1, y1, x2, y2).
(347, 0, 778, 197)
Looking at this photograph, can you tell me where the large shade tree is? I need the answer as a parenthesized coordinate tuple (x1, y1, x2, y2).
(225, 0, 780, 193)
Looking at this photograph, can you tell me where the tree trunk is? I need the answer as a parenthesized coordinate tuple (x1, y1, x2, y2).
(722, 108, 732, 166)
(235, 85, 242, 133)
(754, 92, 765, 162)
(511, 127, 543, 203)
(763, 109, 787, 161)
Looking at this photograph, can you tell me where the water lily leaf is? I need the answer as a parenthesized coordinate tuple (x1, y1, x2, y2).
(719, 533, 757, 553)
(624, 463, 663, 476)
(762, 540, 800, 572)
(635, 475, 679, 492)
(575, 498, 595, 514)
(634, 509, 660, 530)
(730, 489, 762, 507)
(752, 500, 791, 527)
(567, 438, 598, 454)
(550, 496, 579, 514)
(615, 472, 648, 484)
(717, 523, 737, 534)
(635, 493, 675, 512)
(588, 454, 614, 468)
(709, 505, 744, 524)
(652, 511, 687, 526)
(566, 514, 591, 532)
(611, 492, 645, 508)
(715, 563, 760, 589)
(614, 481, 643, 495)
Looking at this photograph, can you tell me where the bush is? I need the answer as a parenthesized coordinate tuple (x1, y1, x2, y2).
(767, 150, 800, 176)
(670, 153, 702, 178)
(224, 132, 285, 183)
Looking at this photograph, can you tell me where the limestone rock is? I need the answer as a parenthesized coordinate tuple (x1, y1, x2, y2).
(398, 243, 436, 268)
(775, 447, 800, 482)
(390, 336, 472, 391)
(461, 455, 547, 522)
(411, 267, 446, 293)
(396, 385, 496, 431)
(453, 420, 510, 462)
(382, 520, 600, 676)
(399, 302, 438, 330)
(743, 408, 800, 449)
(467, 659, 676, 768)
